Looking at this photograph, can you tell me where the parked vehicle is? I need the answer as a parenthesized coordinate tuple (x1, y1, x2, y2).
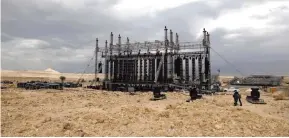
(1, 80, 13, 84)
(63, 82, 79, 88)
(35, 83, 50, 89)
(224, 87, 240, 92)
(17, 81, 81, 90)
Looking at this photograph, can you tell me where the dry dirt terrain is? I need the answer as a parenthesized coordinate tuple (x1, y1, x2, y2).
(1, 88, 289, 137)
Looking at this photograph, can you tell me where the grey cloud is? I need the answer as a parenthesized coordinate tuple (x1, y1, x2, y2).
(209, 27, 289, 76)
(146, 0, 260, 41)
(1, 0, 130, 45)
(1, 0, 289, 75)
(210, 27, 289, 58)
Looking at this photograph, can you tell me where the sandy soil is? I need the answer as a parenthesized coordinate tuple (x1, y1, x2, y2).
(1, 88, 289, 137)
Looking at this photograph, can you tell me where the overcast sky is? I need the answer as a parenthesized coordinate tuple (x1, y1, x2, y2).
(1, 0, 289, 76)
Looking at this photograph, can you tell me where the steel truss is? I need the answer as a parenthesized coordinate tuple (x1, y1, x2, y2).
(94, 26, 211, 91)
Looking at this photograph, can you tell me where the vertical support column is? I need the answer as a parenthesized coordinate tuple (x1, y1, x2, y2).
(170, 30, 174, 54)
(164, 54, 168, 83)
(123, 57, 126, 82)
(126, 58, 128, 82)
(110, 60, 114, 82)
(170, 55, 174, 83)
(108, 50, 111, 83)
(117, 35, 122, 82)
(134, 59, 138, 82)
(198, 54, 203, 88)
(127, 59, 129, 82)
(120, 55, 125, 82)
(118, 34, 121, 55)
(203, 28, 207, 46)
(206, 32, 211, 90)
(125, 60, 128, 83)
(114, 59, 118, 82)
(164, 26, 168, 83)
(130, 60, 132, 83)
(173, 33, 180, 83)
(108, 60, 111, 81)
(144, 59, 148, 81)
(113, 36, 118, 82)
(164, 26, 168, 53)
(139, 58, 143, 81)
(174, 57, 181, 77)
(113, 59, 117, 82)
(152, 58, 156, 82)
(132, 59, 134, 82)
(175, 33, 179, 53)
(105, 40, 109, 81)
(192, 57, 196, 83)
(169, 30, 174, 82)
(161, 54, 164, 83)
(137, 57, 139, 82)
(179, 57, 183, 82)
(109, 32, 113, 81)
(130, 59, 134, 82)
(131, 59, 134, 82)
(127, 37, 132, 83)
(201, 28, 206, 88)
(127, 59, 130, 82)
(124, 58, 127, 82)
(185, 57, 189, 83)
(119, 58, 123, 82)
(149, 58, 153, 81)
(116, 58, 120, 81)
(204, 57, 209, 90)
(95, 38, 98, 85)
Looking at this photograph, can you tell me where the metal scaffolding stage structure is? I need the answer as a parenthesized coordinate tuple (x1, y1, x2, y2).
(95, 26, 212, 91)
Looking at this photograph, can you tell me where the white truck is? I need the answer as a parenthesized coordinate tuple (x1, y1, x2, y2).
(224, 87, 240, 92)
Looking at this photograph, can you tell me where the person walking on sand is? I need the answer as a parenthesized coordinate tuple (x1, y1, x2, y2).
(233, 90, 242, 106)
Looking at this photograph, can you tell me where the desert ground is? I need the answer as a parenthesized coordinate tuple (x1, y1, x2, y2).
(1, 87, 289, 137)
(1, 69, 289, 136)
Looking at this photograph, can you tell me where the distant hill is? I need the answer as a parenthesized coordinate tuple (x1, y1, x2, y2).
(1, 68, 104, 82)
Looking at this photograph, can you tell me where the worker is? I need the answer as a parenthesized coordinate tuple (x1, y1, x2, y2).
(233, 90, 242, 106)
